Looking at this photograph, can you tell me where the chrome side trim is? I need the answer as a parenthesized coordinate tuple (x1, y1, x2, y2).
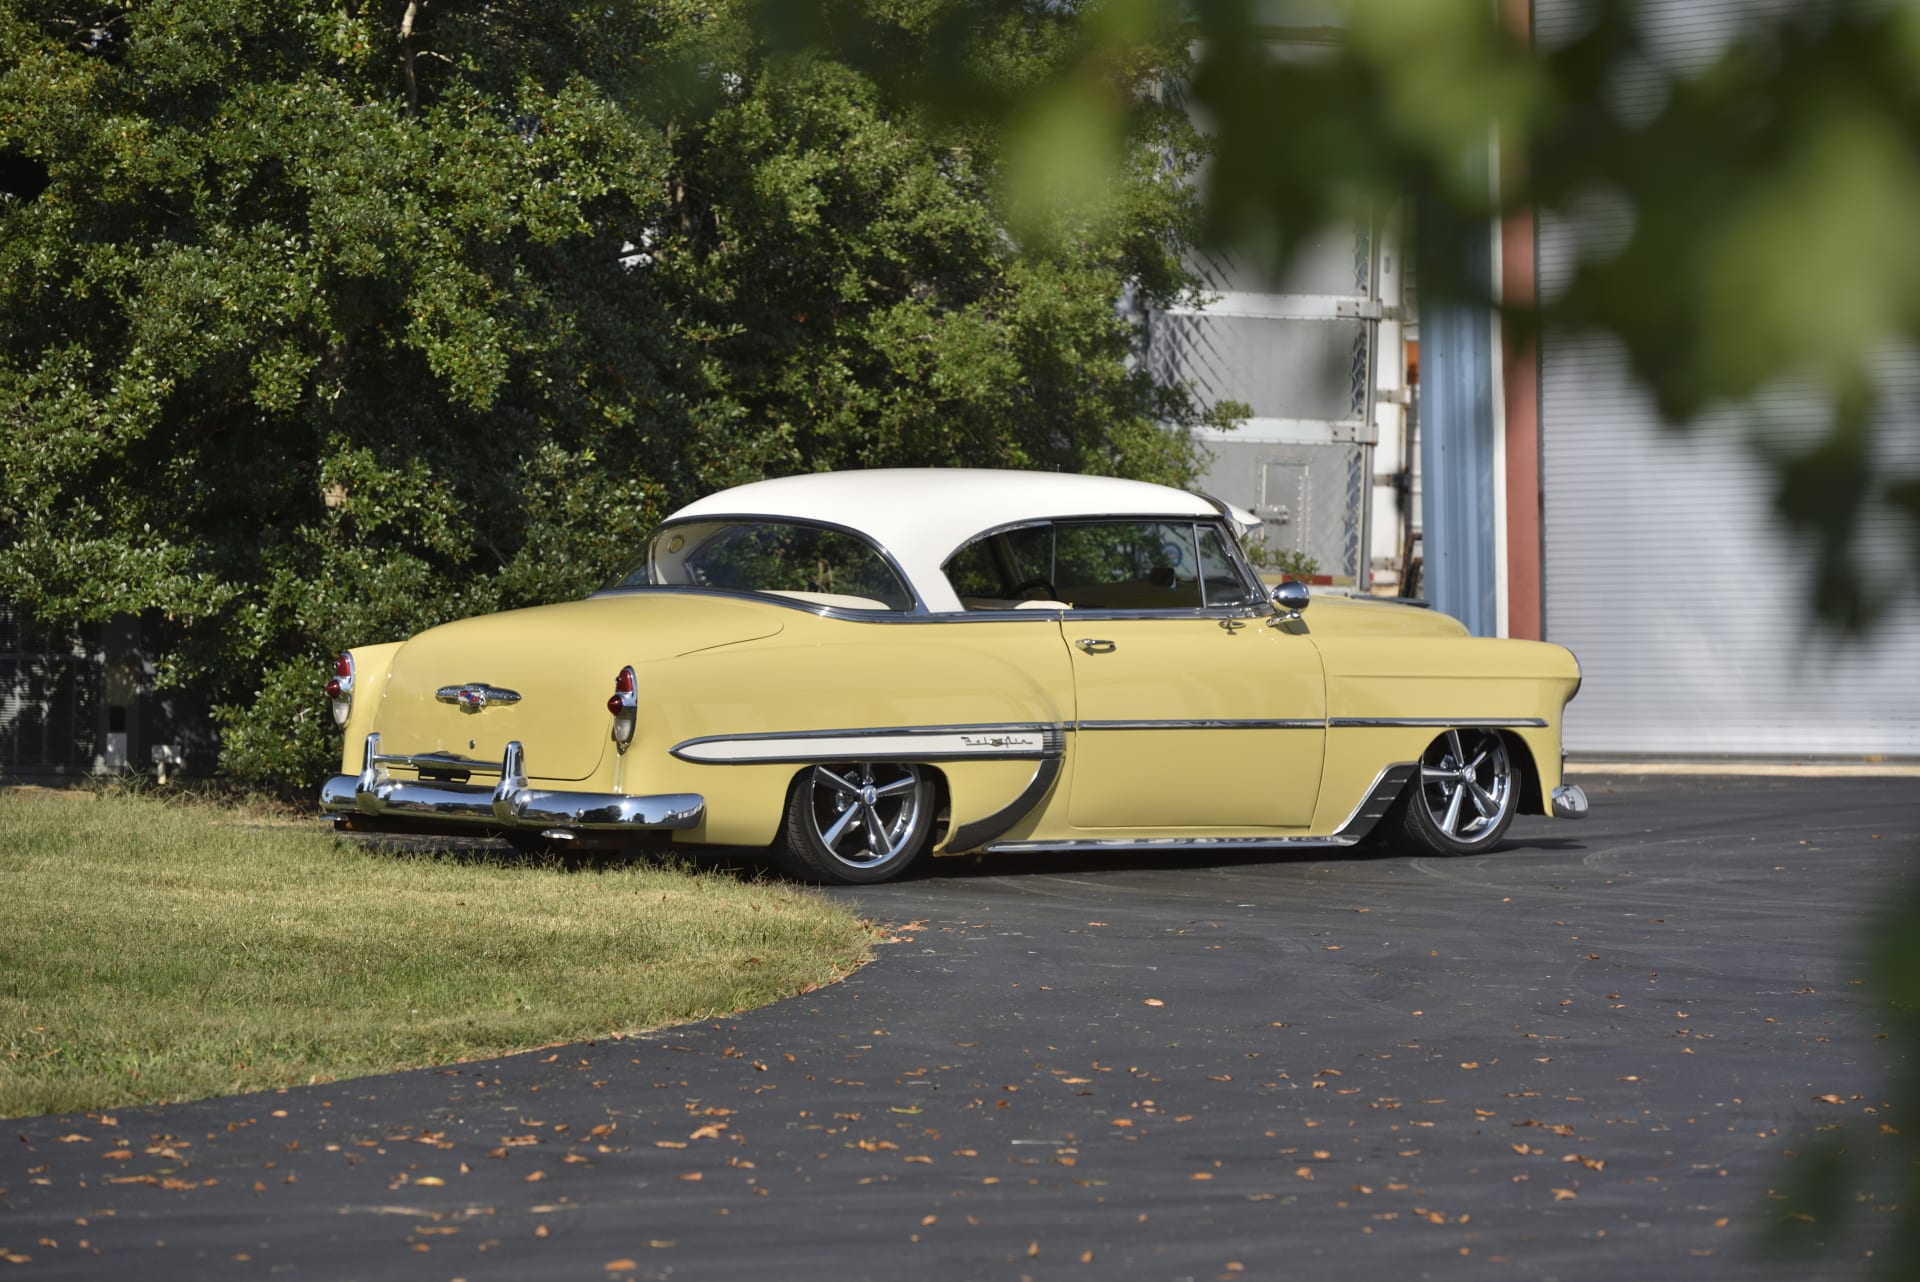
(1331, 761, 1417, 839)
(671, 723, 1067, 765)
(1328, 717, 1549, 729)
(1048, 606, 1270, 623)
(1078, 718, 1324, 732)
(1551, 783, 1590, 819)
(944, 756, 1065, 853)
(1327, 592, 1431, 609)
(321, 736, 703, 833)
(984, 834, 1360, 855)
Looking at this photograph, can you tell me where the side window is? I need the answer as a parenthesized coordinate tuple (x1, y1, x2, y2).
(943, 537, 1005, 601)
(943, 526, 1061, 607)
(1054, 522, 1203, 609)
(1001, 526, 1055, 589)
(943, 519, 1255, 611)
(683, 525, 909, 608)
(1195, 524, 1255, 608)
(619, 521, 913, 611)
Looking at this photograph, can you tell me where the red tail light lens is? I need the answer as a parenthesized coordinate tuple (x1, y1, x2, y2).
(608, 665, 638, 750)
(328, 652, 355, 727)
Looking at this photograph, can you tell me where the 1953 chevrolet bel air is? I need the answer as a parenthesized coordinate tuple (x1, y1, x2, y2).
(321, 468, 1587, 882)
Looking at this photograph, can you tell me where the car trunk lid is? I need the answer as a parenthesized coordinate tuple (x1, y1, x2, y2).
(370, 593, 784, 781)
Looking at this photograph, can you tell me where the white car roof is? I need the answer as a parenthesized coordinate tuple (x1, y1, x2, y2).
(666, 468, 1224, 613)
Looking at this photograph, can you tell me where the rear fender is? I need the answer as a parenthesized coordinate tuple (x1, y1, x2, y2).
(337, 642, 405, 773)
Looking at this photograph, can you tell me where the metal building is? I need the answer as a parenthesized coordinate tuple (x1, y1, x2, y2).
(1151, 222, 1413, 593)
(1161, 0, 1919, 761)
(1520, 0, 1920, 758)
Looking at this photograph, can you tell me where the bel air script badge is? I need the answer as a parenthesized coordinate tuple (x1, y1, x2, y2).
(435, 682, 523, 714)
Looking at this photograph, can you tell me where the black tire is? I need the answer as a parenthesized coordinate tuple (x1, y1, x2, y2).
(1391, 728, 1521, 856)
(777, 761, 936, 884)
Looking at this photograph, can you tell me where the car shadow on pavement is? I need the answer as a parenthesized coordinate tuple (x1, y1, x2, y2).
(334, 827, 1588, 884)
(919, 834, 1586, 880)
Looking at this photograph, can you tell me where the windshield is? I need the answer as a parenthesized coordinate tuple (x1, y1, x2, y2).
(609, 520, 915, 612)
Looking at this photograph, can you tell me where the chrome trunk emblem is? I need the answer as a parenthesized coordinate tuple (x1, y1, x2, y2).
(436, 683, 523, 713)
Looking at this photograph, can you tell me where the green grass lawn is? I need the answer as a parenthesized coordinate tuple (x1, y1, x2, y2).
(0, 788, 875, 1119)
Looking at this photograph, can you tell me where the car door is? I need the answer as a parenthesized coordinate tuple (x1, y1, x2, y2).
(1038, 519, 1327, 829)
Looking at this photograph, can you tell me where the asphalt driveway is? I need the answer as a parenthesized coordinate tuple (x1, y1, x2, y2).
(4, 772, 1914, 1281)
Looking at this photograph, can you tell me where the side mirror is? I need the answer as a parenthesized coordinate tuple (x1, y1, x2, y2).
(1271, 581, 1310, 614)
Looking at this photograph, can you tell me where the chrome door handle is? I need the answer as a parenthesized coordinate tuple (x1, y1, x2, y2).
(1076, 638, 1117, 654)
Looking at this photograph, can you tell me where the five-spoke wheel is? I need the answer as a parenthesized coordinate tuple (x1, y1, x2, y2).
(779, 761, 935, 883)
(1392, 728, 1520, 856)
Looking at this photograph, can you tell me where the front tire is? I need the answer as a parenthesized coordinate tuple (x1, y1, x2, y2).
(778, 762, 935, 884)
(1392, 729, 1520, 856)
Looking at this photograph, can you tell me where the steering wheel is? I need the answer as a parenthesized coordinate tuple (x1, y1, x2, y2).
(1009, 576, 1058, 601)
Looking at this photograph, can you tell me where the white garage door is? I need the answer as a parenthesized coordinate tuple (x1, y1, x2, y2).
(1536, 0, 1920, 758)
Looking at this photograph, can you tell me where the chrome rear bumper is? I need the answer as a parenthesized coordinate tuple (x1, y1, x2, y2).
(320, 734, 703, 834)
(1551, 783, 1590, 819)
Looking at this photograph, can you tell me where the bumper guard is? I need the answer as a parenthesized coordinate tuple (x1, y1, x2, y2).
(1551, 783, 1590, 819)
(320, 734, 703, 834)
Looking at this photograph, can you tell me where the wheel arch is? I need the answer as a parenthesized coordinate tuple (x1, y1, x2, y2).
(1501, 730, 1546, 817)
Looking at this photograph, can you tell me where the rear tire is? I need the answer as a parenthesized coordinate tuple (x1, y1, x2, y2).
(1392, 729, 1520, 856)
(777, 762, 935, 884)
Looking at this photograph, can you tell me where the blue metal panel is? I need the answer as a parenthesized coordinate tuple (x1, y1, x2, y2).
(1419, 225, 1498, 637)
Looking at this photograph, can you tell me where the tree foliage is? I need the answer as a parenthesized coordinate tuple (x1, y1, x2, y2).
(0, 0, 1224, 785)
(808, 0, 1920, 631)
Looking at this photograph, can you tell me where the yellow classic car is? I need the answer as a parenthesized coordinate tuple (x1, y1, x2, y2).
(321, 468, 1587, 882)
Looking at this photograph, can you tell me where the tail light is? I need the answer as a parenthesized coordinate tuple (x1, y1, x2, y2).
(607, 665, 637, 751)
(326, 652, 355, 727)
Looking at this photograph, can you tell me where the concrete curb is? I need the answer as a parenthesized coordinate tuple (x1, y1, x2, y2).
(1569, 759, 1920, 777)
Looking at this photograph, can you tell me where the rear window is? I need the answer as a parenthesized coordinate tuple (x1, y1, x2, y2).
(611, 520, 914, 612)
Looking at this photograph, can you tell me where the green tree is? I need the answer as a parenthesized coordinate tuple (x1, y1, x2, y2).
(646, 2, 1229, 486)
(0, 0, 1227, 785)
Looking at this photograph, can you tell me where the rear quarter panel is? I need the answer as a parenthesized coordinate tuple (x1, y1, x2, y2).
(625, 614, 1076, 848)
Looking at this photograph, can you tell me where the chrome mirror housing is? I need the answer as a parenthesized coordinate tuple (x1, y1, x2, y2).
(1271, 581, 1310, 614)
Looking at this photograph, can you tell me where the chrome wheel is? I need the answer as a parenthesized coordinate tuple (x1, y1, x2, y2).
(1401, 729, 1519, 854)
(780, 761, 935, 883)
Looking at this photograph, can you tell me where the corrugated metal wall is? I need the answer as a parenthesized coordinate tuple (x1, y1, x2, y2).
(1536, 0, 1920, 757)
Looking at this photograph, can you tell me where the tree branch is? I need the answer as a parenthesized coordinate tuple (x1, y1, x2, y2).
(398, 0, 421, 115)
